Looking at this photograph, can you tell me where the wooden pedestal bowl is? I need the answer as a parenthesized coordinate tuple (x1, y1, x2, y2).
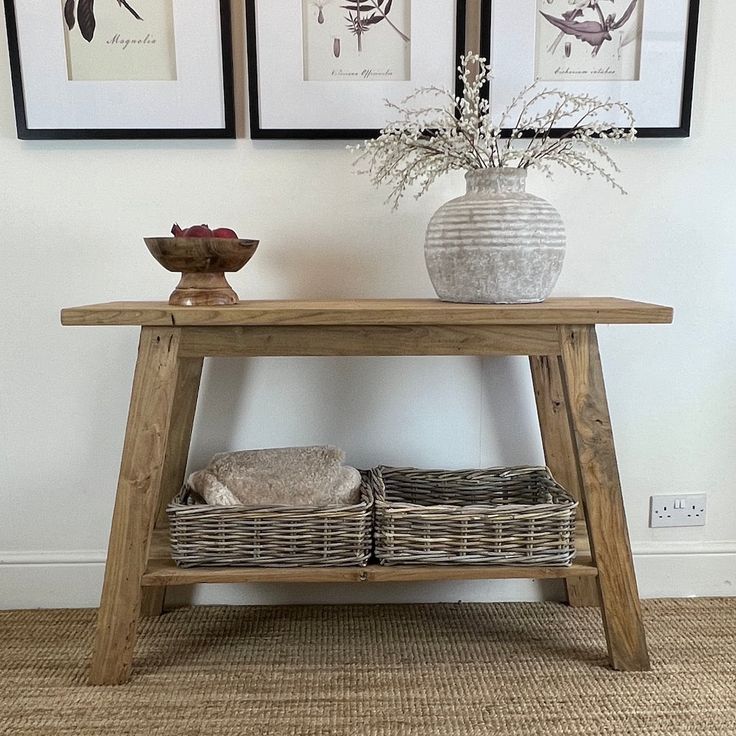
(145, 237, 259, 306)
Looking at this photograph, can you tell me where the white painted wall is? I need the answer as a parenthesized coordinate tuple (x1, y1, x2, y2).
(1, 4, 734, 609)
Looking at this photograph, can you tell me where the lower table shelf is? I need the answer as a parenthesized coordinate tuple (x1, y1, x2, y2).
(142, 530, 597, 586)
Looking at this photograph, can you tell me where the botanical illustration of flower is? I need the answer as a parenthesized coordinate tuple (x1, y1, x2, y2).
(311, 0, 333, 25)
(64, 0, 143, 43)
(540, 0, 639, 57)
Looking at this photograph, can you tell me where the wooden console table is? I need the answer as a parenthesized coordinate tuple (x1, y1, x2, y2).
(61, 298, 673, 685)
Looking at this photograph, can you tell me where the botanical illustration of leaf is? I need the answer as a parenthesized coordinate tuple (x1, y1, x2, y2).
(77, 0, 96, 42)
(64, 0, 76, 30)
(343, 0, 408, 48)
(612, 0, 638, 30)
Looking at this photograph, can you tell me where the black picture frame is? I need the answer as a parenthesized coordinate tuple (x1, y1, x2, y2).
(3, 0, 236, 140)
(479, 0, 699, 138)
(246, 0, 467, 140)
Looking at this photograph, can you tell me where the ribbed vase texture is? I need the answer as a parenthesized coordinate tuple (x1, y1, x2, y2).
(424, 168, 566, 304)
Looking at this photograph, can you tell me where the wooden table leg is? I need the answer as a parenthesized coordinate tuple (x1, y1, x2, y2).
(140, 356, 204, 618)
(530, 355, 600, 608)
(89, 327, 188, 685)
(559, 326, 650, 671)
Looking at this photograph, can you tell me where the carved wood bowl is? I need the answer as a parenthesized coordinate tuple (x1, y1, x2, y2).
(145, 237, 259, 306)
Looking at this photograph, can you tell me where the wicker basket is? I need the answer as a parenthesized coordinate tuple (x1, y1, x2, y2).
(167, 477, 373, 568)
(370, 466, 577, 566)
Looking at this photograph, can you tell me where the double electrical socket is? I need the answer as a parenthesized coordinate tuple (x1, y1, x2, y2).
(649, 494, 707, 528)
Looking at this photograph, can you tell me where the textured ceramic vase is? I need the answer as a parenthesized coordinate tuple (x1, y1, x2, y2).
(424, 168, 566, 304)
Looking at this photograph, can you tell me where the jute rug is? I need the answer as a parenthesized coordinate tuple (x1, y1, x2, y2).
(1, 599, 734, 736)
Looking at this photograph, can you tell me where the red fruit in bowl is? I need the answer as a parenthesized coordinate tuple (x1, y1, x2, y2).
(183, 224, 213, 238)
(171, 223, 185, 237)
(212, 227, 239, 239)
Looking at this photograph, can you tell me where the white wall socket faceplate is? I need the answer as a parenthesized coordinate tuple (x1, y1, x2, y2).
(649, 494, 707, 528)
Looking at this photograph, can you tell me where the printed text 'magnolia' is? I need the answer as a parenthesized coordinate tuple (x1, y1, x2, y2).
(106, 33, 159, 51)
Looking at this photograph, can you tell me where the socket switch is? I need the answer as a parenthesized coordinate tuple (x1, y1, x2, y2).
(649, 494, 706, 528)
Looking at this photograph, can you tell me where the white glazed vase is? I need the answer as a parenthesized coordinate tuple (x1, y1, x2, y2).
(424, 168, 566, 304)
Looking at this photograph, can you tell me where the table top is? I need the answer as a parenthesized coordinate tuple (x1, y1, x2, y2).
(61, 298, 673, 327)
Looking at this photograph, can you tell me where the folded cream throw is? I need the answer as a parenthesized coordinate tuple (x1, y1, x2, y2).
(187, 446, 362, 507)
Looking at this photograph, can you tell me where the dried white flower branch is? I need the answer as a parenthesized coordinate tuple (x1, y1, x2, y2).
(351, 54, 637, 209)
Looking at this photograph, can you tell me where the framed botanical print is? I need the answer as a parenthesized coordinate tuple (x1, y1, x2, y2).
(246, 0, 467, 139)
(3, 0, 235, 139)
(481, 0, 700, 137)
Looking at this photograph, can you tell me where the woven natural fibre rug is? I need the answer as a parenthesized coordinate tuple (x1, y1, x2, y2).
(1, 600, 734, 736)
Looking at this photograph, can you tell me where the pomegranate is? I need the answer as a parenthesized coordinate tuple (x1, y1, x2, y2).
(183, 224, 213, 238)
(212, 227, 239, 239)
(171, 223, 239, 239)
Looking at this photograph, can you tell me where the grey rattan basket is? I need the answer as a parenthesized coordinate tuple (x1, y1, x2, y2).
(370, 466, 577, 566)
(167, 477, 373, 568)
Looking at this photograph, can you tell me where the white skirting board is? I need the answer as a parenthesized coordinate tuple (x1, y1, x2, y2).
(1, 543, 734, 610)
